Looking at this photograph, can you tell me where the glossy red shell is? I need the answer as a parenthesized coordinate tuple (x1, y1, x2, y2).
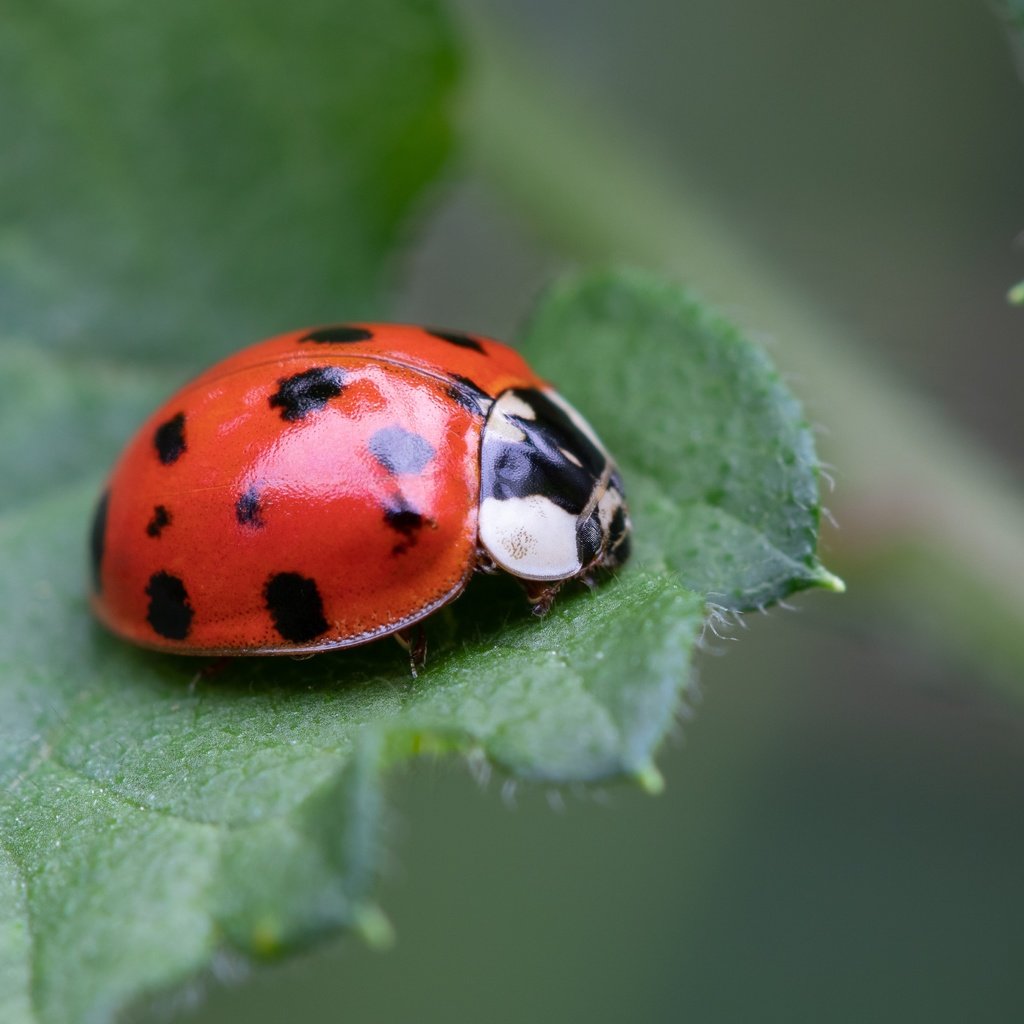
(90, 324, 546, 654)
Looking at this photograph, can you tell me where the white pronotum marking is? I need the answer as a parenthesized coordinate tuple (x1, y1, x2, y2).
(478, 495, 582, 581)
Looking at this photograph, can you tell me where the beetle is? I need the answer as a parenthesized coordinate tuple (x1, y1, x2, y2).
(89, 323, 630, 668)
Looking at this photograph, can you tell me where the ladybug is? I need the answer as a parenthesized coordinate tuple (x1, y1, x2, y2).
(89, 324, 631, 667)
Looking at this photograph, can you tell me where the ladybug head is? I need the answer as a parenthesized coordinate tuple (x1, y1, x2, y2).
(477, 387, 631, 584)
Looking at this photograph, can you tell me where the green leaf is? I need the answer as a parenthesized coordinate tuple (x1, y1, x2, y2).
(0, 475, 702, 1023)
(521, 268, 843, 609)
(0, 0, 459, 364)
(0, 264, 837, 1020)
(0, 343, 171, 512)
(0, 253, 842, 1021)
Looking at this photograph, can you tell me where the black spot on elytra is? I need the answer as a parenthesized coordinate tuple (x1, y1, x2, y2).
(446, 374, 491, 415)
(426, 328, 486, 355)
(235, 485, 265, 528)
(299, 325, 375, 344)
(146, 504, 172, 538)
(384, 497, 426, 555)
(89, 489, 110, 592)
(368, 426, 435, 475)
(269, 366, 347, 421)
(146, 571, 194, 640)
(154, 412, 187, 465)
(264, 572, 329, 644)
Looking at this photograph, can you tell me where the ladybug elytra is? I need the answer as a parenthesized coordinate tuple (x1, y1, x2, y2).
(89, 324, 630, 665)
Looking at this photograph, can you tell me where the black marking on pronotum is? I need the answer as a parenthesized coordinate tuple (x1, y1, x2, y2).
(145, 571, 194, 640)
(89, 489, 110, 592)
(269, 366, 346, 421)
(154, 412, 187, 465)
(264, 572, 329, 644)
(512, 390, 607, 479)
(384, 496, 426, 555)
(446, 373, 491, 415)
(146, 504, 172, 538)
(235, 484, 265, 528)
(481, 389, 607, 515)
(368, 426, 435, 475)
(483, 441, 593, 513)
(426, 328, 486, 355)
(299, 325, 375, 344)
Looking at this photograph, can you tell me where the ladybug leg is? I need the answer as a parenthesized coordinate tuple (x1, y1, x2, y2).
(520, 579, 564, 617)
(394, 625, 428, 678)
(474, 548, 500, 575)
(188, 656, 233, 691)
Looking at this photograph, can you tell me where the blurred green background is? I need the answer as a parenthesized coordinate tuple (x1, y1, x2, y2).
(169, 0, 1024, 1021)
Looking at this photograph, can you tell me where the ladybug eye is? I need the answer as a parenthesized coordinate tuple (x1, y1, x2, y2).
(478, 388, 628, 582)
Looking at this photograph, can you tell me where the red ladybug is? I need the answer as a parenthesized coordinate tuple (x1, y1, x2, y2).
(89, 324, 630, 664)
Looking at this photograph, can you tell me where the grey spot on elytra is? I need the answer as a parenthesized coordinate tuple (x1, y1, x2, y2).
(368, 426, 435, 475)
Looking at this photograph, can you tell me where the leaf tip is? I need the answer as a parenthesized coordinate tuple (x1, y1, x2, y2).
(1008, 280, 1024, 306)
(353, 903, 395, 951)
(813, 566, 846, 594)
(632, 761, 665, 795)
